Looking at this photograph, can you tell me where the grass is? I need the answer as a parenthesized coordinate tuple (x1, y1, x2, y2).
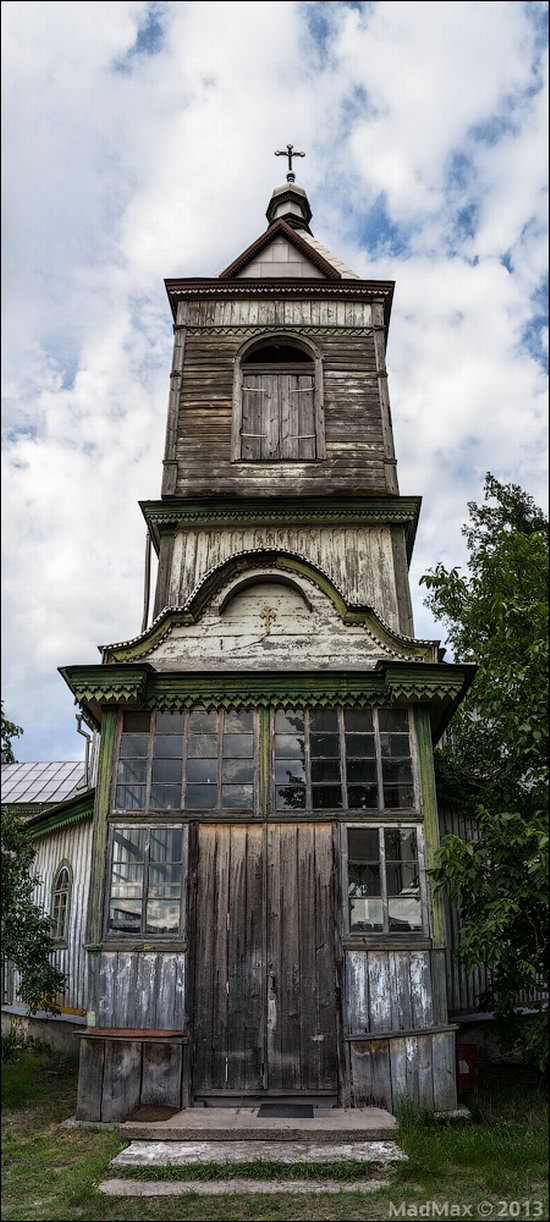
(1, 1047, 548, 1221)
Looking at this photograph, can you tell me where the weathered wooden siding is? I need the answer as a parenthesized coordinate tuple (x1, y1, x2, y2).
(4, 820, 93, 1013)
(171, 297, 392, 497)
(94, 951, 186, 1030)
(164, 524, 401, 629)
(148, 571, 417, 671)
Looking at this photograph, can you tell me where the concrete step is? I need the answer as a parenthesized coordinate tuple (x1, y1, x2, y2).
(100, 1178, 389, 1197)
(111, 1139, 407, 1169)
(121, 1106, 397, 1144)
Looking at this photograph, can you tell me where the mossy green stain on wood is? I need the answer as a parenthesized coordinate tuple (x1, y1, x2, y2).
(88, 709, 118, 945)
(414, 705, 446, 948)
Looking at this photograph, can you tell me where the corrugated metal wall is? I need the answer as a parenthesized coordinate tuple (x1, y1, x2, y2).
(3, 819, 92, 1013)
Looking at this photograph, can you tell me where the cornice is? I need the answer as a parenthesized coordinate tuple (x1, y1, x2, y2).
(164, 278, 395, 326)
(58, 663, 476, 743)
(140, 496, 421, 559)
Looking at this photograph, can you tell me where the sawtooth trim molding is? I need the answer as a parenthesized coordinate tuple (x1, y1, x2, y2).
(97, 551, 438, 663)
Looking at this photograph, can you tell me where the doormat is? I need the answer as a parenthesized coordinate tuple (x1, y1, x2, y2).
(257, 1104, 315, 1118)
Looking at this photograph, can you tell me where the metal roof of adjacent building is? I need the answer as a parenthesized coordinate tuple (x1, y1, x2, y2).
(1, 761, 86, 806)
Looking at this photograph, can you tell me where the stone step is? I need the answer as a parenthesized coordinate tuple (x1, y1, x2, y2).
(100, 1178, 390, 1197)
(121, 1105, 397, 1144)
(111, 1139, 407, 1169)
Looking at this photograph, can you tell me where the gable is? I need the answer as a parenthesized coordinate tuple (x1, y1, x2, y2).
(235, 236, 326, 280)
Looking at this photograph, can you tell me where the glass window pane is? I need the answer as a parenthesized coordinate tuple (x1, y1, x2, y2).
(146, 900, 180, 935)
(380, 734, 410, 758)
(349, 897, 383, 932)
(225, 710, 253, 732)
(311, 758, 340, 783)
(345, 734, 375, 758)
(188, 734, 218, 758)
(275, 735, 305, 760)
(117, 758, 147, 785)
(309, 734, 339, 758)
(382, 760, 413, 785)
(275, 758, 306, 784)
(187, 758, 218, 783)
(154, 735, 183, 758)
(148, 863, 181, 896)
(187, 784, 218, 809)
(152, 758, 182, 783)
(389, 897, 422, 931)
(386, 862, 419, 896)
(384, 828, 418, 862)
(378, 709, 409, 733)
(348, 862, 381, 896)
(222, 759, 255, 783)
(189, 709, 218, 733)
(113, 828, 145, 862)
(122, 711, 150, 733)
(348, 785, 378, 809)
(149, 828, 182, 862)
(309, 709, 338, 732)
(344, 708, 373, 733)
(383, 785, 415, 809)
(276, 785, 306, 811)
(311, 785, 343, 809)
(275, 709, 304, 733)
(115, 784, 146, 811)
(111, 862, 144, 892)
(119, 735, 149, 758)
(155, 711, 184, 733)
(346, 759, 377, 784)
(149, 784, 181, 810)
(223, 734, 254, 758)
(348, 827, 379, 861)
(109, 898, 142, 933)
(221, 784, 254, 809)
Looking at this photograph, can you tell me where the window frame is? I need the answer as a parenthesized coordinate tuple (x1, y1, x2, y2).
(50, 860, 72, 946)
(341, 822, 430, 939)
(112, 708, 261, 816)
(268, 705, 420, 816)
(231, 333, 326, 463)
(104, 823, 188, 941)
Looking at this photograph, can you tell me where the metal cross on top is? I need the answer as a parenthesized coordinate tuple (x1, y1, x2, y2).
(275, 143, 305, 183)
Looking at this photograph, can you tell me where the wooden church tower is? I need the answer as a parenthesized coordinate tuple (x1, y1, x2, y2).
(64, 150, 473, 1120)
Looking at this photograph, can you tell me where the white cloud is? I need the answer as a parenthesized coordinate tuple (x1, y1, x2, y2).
(2, 0, 547, 757)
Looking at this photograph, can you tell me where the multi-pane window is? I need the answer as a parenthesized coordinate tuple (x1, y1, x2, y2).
(51, 865, 70, 941)
(108, 826, 184, 935)
(347, 826, 423, 934)
(115, 709, 256, 812)
(273, 707, 415, 812)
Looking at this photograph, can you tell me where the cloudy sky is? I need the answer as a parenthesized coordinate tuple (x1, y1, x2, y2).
(2, 0, 548, 761)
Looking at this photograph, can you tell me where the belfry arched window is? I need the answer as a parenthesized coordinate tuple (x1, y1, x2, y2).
(51, 862, 72, 944)
(232, 336, 325, 462)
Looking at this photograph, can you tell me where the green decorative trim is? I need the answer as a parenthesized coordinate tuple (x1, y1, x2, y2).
(59, 665, 150, 706)
(414, 705, 446, 948)
(99, 553, 435, 664)
(139, 496, 421, 558)
(1, 802, 49, 819)
(29, 800, 94, 839)
(88, 710, 118, 946)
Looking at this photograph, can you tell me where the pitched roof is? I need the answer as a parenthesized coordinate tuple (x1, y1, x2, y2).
(218, 218, 345, 281)
(1, 761, 86, 806)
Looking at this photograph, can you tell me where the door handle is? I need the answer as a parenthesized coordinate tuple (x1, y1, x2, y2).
(267, 972, 277, 1031)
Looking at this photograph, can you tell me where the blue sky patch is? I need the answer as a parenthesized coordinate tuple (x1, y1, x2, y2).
(113, 2, 167, 74)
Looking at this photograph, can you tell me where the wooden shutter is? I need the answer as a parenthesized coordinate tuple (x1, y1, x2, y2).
(280, 374, 316, 460)
(241, 373, 280, 459)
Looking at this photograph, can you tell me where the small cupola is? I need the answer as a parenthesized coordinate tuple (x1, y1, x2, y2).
(266, 144, 313, 232)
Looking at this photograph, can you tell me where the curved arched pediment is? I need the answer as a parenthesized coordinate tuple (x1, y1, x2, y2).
(101, 552, 439, 668)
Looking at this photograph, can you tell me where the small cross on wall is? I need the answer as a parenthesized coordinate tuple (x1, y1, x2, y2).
(260, 606, 277, 637)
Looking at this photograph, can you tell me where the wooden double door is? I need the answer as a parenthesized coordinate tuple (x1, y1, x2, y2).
(191, 823, 339, 1098)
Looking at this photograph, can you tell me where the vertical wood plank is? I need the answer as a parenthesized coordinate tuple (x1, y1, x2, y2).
(141, 1043, 183, 1108)
(75, 1038, 105, 1121)
(432, 1031, 457, 1111)
(101, 1039, 142, 1122)
(367, 952, 391, 1032)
